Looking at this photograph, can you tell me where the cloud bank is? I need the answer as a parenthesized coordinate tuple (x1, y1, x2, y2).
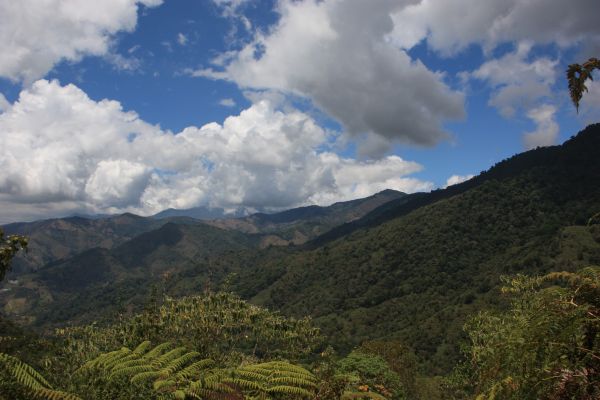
(389, 0, 600, 54)
(0, 80, 432, 223)
(196, 0, 466, 155)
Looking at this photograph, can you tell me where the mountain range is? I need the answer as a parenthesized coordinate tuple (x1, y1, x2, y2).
(2, 124, 600, 375)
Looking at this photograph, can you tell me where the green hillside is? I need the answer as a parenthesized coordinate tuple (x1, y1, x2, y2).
(2, 213, 167, 274)
(233, 124, 600, 374)
(206, 189, 406, 245)
(1, 222, 263, 327)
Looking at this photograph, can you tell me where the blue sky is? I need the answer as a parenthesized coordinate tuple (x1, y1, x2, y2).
(0, 0, 598, 223)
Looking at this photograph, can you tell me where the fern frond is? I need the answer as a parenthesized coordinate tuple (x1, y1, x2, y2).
(232, 369, 267, 382)
(187, 378, 239, 399)
(132, 340, 152, 355)
(174, 358, 215, 380)
(142, 342, 173, 359)
(83, 348, 130, 370)
(0, 353, 82, 400)
(151, 347, 187, 368)
(130, 370, 163, 384)
(153, 378, 177, 391)
(269, 376, 317, 388)
(227, 377, 265, 391)
(109, 364, 154, 380)
(160, 351, 201, 376)
(1, 352, 51, 389)
(267, 385, 314, 398)
(31, 388, 82, 400)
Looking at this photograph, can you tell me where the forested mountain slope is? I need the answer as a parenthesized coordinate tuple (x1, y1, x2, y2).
(2, 189, 404, 276)
(0, 189, 405, 329)
(205, 189, 406, 245)
(2, 213, 168, 274)
(234, 124, 600, 374)
(1, 222, 262, 327)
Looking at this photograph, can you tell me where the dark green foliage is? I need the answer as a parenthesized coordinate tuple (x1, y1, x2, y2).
(235, 124, 600, 373)
(448, 268, 600, 399)
(312, 347, 350, 400)
(57, 292, 321, 367)
(0, 228, 27, 281)
(230, 361, 318, 399)
(337, 351, 405, 399)
(358, 340, 418, 398)
(0, 352, 81, 400)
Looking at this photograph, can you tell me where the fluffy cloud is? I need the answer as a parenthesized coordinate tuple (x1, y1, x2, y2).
(0, 93, 9, 112)
(467, 42, 561, 147)
(445, 174, 474, 188)
(195, 0, 465, 155)
(388, 0, 598, 148)
(523, 104, 559, 150)
(0, 0, 162, 84)
(470, 42, 557, 118)
(0, 80, 432, 223)
(390, 0, 600, 54)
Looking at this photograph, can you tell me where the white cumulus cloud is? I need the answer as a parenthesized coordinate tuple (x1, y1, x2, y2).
(470, 42, 558, 118)
(0, 0, 162, 84)
(523, 104, 560, 150)
(389, 0, 600, 54)
(194, 0, 465, 155)
(0, 80, 432, 223)
(445, 174, 474, 188)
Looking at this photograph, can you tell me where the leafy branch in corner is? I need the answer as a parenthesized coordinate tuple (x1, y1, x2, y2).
(567, 57, 600, 112)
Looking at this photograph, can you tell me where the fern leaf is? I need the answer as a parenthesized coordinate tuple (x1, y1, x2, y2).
(130, 370, 163, 384)
(160, 351, 201, 376)
(1, 352, 52, 389)
(267, 384, 314, 398)
(151, 347, 187, 368)
(109, 364, 154, 380)
(32, 388, 82, 400)
(143, 342, 173, 360)
(132, 340, 152, 355)
(174, 358, 215, 380)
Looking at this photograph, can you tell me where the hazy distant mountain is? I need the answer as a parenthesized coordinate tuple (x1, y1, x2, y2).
(0, 188, 406, 325)
(205, 189, 406, 245)
(2, 213, 166, 274)
(151, 206, 249, 220)
(1, 190, 405, 275)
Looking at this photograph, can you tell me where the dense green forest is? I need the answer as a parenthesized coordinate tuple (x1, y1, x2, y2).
(1, 265, 599, 399)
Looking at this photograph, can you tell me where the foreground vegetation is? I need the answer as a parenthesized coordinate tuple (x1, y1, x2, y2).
(1, 264, 599, 399)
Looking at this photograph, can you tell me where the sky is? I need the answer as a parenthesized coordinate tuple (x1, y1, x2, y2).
(0, 0, 599, 223)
